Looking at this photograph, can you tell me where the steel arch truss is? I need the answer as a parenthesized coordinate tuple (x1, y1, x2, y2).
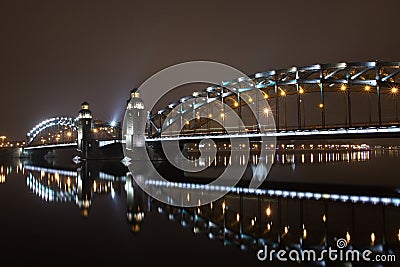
(27, 117, 77, 145)
(147, 61, 400, 137)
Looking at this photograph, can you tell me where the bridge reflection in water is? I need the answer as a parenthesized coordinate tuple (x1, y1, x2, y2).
(13, 148, 399, 265)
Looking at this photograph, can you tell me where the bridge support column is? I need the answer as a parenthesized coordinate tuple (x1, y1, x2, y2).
(347, 86, 352, 127)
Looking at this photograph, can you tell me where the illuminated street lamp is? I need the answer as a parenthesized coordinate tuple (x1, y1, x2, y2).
(364, 85, 372, 124)
(298, 87, 305, 128)
(340, 85, 349, 126)
(280, 90, 287, 129)
(0, 136, 6, 144)
(390, 87, 399, 122)
(318, 103, 324, 127)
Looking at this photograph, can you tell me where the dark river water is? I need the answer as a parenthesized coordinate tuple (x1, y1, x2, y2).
(0, 146, 399, 266)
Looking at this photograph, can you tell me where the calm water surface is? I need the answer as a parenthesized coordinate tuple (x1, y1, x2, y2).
(0, 147, 399, 266)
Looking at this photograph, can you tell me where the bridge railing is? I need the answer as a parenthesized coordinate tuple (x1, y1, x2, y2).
(149, 122, 400, 138)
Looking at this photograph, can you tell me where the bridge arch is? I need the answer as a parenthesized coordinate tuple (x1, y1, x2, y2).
(147, 61, 400, 137)
(26, 117, 122, 146)
(26, 117, 77, 145)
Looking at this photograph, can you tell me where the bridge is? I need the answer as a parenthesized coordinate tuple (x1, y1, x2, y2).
(23, 102, 123, 159)
(25, 117, 121, 148)
(23, 61, 400, 158)
(145, 61, 400, 140)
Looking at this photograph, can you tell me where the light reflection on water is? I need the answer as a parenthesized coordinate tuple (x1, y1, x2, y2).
(187, 150, 373, 167)
(0, 148, 399, 265)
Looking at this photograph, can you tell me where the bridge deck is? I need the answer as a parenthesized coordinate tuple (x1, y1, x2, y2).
(24, 125, 400, 149)
(146, 126, 400, 141)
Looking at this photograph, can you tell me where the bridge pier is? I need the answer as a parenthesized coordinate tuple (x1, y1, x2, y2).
(77, 102, 99, 159)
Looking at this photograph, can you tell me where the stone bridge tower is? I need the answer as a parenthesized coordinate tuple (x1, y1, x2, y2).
(77, 101, 93, 159)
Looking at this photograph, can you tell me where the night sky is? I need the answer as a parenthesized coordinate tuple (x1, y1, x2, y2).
(1, 0, 400, 140)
